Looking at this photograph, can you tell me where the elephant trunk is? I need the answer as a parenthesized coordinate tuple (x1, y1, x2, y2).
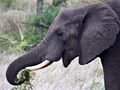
(6, 39, 47, 85)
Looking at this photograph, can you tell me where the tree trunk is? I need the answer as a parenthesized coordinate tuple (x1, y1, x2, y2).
(37, 0, 43, 15)
(36, 0, 44, 33)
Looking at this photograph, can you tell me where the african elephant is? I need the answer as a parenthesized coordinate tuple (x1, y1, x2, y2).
(6, 0, 120, 90)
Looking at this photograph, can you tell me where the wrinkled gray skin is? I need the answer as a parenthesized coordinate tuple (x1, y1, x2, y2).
(6, 0, 120, 90)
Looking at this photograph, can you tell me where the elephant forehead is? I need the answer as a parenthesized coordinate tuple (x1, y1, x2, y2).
(49, 24, 63, 32)
(55, 9, 73, 22)
(49, 20, 67, 31)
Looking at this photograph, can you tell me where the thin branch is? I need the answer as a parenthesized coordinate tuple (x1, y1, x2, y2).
(38, 20, 50, 29)
(82, 0, 91, 4)
(53, 0, 66, 7)
(0, 37, 8, 40)
(7, 17, 49, 29)
(17, 24, 24, 40)
(20, 22, 34, 25)
(7, 19, 24, 40)
(21, 22, 49, 29)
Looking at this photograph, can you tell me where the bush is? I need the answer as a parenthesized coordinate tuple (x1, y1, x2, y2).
(0, 5, 60, 52)
(41, 5, 60, 26)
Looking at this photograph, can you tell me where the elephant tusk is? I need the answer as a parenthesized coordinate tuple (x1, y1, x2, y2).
(26, 60, 53, 71)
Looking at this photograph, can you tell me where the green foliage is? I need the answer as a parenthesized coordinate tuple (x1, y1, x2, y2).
(41, 5, 60, 26)
(0, 34, 28, 52)
(12, 69, 35, 90)
(52, 0, 68, 6)
(90, 79, 104, 90)
(29, 5, 60, 27)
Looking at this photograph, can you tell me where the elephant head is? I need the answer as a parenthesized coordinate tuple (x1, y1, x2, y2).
(6, 2, 119, 85)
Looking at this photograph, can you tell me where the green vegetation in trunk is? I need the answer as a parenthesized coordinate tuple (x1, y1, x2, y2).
(12, 69, 35, 90)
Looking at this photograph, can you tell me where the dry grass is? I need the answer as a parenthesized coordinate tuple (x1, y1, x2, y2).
(0, 0, 36, 34)
(0, 52, 104, 90)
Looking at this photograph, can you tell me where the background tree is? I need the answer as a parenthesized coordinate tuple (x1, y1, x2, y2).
(36, 0, 44, 33)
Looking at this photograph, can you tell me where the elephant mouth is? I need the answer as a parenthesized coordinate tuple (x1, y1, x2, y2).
(26, 49, 75, 70)
(26, 52, 65, 71)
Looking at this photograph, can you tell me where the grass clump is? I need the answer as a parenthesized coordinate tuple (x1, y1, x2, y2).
(90, 79, 103, 90)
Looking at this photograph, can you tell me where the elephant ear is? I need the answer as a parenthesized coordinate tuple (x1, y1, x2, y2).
(78, 3, 120, 64)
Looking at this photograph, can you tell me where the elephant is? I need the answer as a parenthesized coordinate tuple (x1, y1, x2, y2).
(6, 0, 120, 90)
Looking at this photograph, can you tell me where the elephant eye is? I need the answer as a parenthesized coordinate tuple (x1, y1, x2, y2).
(57, 32, 63, 37)
(57, 32, 64, 39)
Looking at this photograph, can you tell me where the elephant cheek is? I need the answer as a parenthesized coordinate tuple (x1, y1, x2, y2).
(62, 52, 72, 68)
(62, 50, 79, 67)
